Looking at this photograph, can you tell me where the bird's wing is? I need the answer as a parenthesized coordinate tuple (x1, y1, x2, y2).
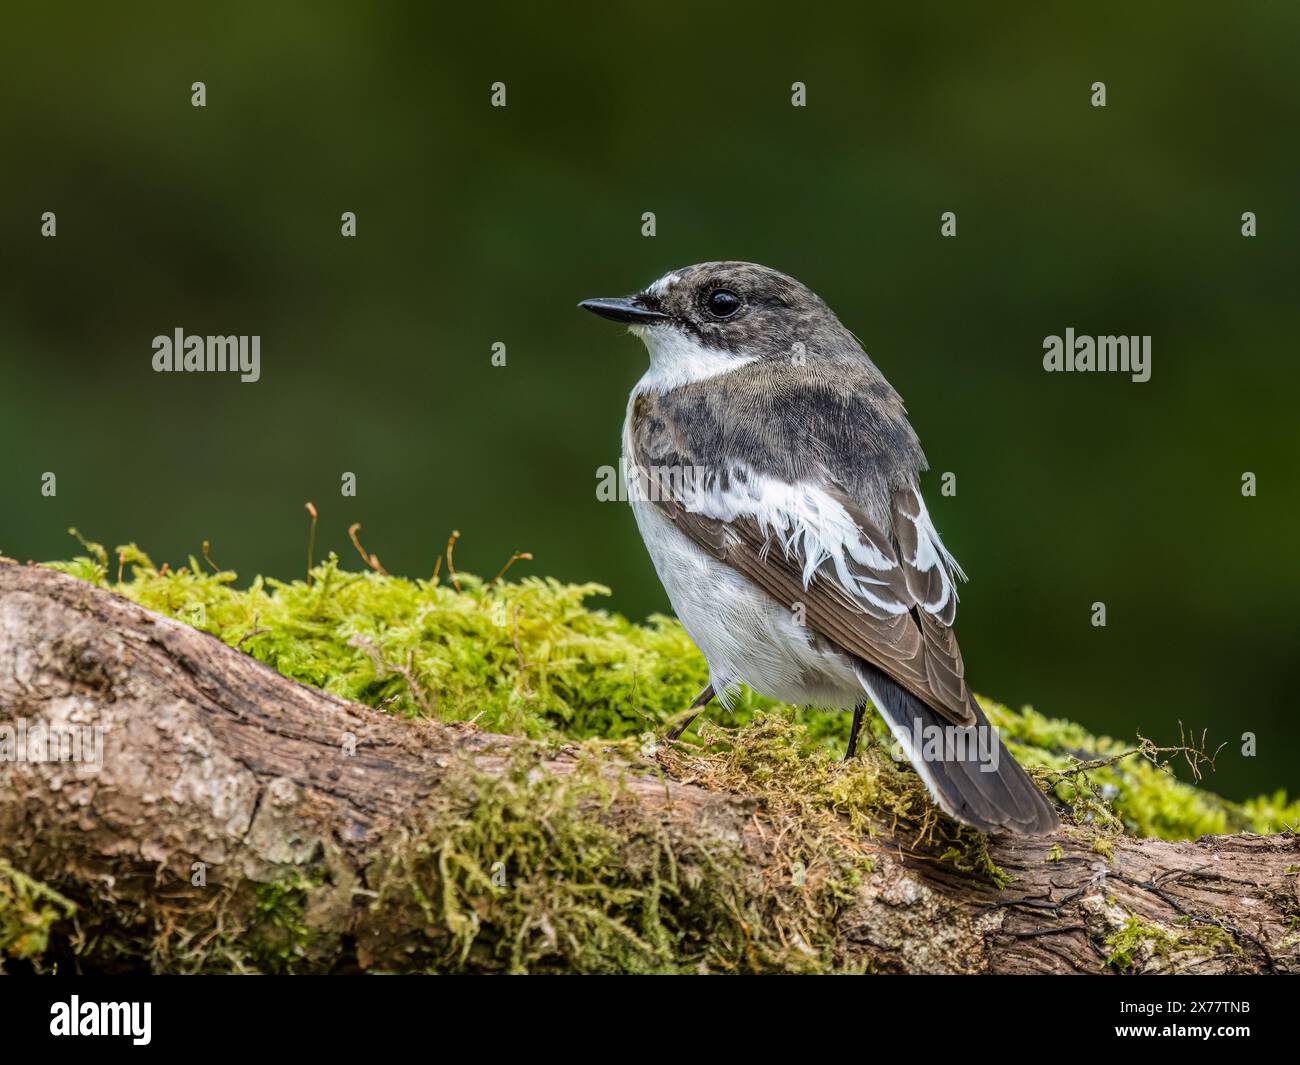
(633, 447, 978, 728)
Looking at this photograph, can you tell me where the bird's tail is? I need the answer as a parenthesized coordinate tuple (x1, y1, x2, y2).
(856, 662, 1059, 835)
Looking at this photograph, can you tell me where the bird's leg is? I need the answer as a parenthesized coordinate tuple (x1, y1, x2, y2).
(844, 701, 867, 761)
(664, 683, 715, 742)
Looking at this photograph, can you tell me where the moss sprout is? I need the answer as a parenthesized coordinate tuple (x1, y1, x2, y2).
(0, 859, 77, 970)
(1101, 913, 1242, 973)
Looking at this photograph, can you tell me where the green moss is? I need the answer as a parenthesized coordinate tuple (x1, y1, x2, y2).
(369, 742, 868, 973)
(49, 542, 720, 743)
(0, 859, 76, 969)
(245, 877, 317, 974)
(1103, 915, 1183, 972)
(39, 533, 1300, 845)
(1102, 913, 1242, 973)
(134, 871, 341, 975)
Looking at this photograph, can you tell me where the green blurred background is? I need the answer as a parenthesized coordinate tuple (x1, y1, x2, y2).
(2, 2, 1296, 800)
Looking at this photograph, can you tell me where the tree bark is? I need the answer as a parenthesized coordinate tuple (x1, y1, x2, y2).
(1, 562, 1296, 974)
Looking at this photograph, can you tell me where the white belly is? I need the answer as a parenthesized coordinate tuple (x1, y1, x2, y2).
(629, 497, 863, 710)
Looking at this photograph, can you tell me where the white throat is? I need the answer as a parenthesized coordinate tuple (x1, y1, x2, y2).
(629, 324, 756, 394)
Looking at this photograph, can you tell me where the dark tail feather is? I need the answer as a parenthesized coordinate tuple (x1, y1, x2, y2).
(856, 662, 1059, 835)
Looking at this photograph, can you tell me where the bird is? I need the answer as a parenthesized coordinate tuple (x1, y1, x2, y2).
(578, 261, 1058, 835)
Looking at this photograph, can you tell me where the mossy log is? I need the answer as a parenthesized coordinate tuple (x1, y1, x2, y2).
(1, 563, 1297, 974)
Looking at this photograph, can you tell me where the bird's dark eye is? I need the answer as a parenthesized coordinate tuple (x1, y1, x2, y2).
(705, 289, 742, 319)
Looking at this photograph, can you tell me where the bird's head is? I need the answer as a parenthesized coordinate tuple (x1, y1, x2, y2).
(580, 261, 860, 388)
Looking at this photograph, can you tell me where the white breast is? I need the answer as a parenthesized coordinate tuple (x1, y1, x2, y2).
(621, 393, 862, 710)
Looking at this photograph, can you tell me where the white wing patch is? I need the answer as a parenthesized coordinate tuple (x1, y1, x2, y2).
(681, 465, 911, 618)
(895, 486, 965, 617)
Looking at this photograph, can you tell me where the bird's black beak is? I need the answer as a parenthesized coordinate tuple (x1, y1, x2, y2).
(578, 296, 670, 325)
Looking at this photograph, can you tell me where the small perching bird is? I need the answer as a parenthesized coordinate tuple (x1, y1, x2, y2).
(580, 262, 1058, 835)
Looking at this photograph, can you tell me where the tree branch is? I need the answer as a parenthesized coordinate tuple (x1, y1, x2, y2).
(1, 563, 1295, 973)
